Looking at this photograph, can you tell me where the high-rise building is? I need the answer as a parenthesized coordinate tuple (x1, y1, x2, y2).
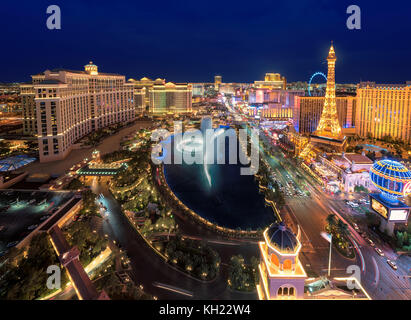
(214, 75, 222, 91)
(20, 62, 135, 162)
(149, 82, 192, 114)
(20, 84, 38, 135)
(356, 82, 411, 143)
(127, 77, 164, 113)
(248, 88, 304, 120)
(294, 96, 356, 134)
(254, 73, 286, 90)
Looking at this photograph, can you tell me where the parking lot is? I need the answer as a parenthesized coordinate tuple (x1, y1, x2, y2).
(0, 190, 74, 255)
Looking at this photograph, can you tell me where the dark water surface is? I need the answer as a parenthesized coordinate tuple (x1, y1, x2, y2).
(163, 133, 275, 230)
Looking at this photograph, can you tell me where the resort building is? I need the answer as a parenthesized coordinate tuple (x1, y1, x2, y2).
(356, 82, 411, 143)
(20, 62, 135, 162)
(315, 152, 375, 193)
(294, 96, 356, 135)
(248, 88, 304, 120)
(254, 73, 286, 90)
(149, 82, 192, 115)
(20, 83, 39, 135)
(214, 75, 222, 91)
(127, 77, 164, 113)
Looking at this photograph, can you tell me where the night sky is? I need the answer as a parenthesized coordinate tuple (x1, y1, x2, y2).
(1, 0, 410, 84)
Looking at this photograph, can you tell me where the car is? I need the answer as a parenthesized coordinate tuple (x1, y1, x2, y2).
(353, 223, 360, 231)
(27, 224, 38, 230)
(40, 215, 50, 221)
(387, 259, 398, 270)
(367, 238, 375, 247)
(6, 241, 19, 248)
(374, 247, 384, 256)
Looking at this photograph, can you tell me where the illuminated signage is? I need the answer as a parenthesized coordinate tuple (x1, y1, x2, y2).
(389, 209, 408, 222)
(403, 181, 411, 197)
(371, 198, 388, 219)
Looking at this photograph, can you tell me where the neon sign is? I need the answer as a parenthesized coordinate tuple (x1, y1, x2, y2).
(403, 181, 411, 197)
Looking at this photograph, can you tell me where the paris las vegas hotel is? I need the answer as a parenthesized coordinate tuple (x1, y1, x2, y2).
(20, 62, 192, 162)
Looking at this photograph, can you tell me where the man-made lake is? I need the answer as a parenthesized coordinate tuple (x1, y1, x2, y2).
(162, 131, 275, 230)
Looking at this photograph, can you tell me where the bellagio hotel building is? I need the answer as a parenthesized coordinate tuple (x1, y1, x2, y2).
(20, 62, 136, 162)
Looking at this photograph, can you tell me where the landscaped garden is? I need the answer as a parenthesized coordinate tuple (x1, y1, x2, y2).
(0, 233, 68, 300)
(164, 235, 221, 281)
(227, 254, 259, 292)
(63, 217, 109, 266)
(326, 214, 355, 259)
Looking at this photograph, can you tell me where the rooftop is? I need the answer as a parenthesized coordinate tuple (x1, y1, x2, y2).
(0, 155, 36, 172)
(343, 153, 373, 164)
(265, 222, 298, 253)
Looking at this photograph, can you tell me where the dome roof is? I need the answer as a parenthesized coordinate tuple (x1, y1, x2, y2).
(85, 61, 97, 67)
(370, 159, 411, 197)
(266, 222, 298, 253)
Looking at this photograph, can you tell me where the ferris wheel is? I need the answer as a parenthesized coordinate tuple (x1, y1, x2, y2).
(308, 72, 327, 96)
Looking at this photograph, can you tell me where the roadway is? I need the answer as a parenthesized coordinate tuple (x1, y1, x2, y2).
(94, 182, 258, 300)
(256, 121, 411, 299)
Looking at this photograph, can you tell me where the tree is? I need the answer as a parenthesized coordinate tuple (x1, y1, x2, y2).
(336, 220, 348, 238)
(250, 256, 260, 285)
(0, 140, 11, 157)
(326, 214, 336, 232)
(403, 232, 409, 246)
(396, 231, 404, 248)
(66, 178, 84, 190)
(229, 255, 249, 290)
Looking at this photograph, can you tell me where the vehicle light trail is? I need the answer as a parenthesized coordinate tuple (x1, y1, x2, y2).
(351, 237, 365, 272)
(152, 282, 193, 297)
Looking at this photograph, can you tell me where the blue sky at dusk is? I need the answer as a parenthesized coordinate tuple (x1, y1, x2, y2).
(0, 0, 410, 84)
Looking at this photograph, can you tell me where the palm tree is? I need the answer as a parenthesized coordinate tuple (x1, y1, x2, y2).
(336, 220, 348, 237)
(326, 214, 336, 233)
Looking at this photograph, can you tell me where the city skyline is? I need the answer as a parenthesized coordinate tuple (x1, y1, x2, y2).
(1, 0, 411, 306)
(1, 0, 411, 83)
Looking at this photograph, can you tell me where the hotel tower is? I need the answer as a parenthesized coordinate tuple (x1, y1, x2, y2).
(20, 62, 135, 162)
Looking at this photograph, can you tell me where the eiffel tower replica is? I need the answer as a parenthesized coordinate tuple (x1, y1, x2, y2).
(300, 43, 347, 158)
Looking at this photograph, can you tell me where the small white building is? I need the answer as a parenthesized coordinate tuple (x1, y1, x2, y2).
(318, 152, 376, 193)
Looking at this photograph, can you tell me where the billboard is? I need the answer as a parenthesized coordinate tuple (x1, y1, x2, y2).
(370, 194, 410, 223)
(389, 209, 408, 222)
(371, 198, 388, 219)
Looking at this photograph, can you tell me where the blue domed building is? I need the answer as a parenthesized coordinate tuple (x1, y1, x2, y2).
(370, 159, 411, 202)
(369, 159, 411, 236)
